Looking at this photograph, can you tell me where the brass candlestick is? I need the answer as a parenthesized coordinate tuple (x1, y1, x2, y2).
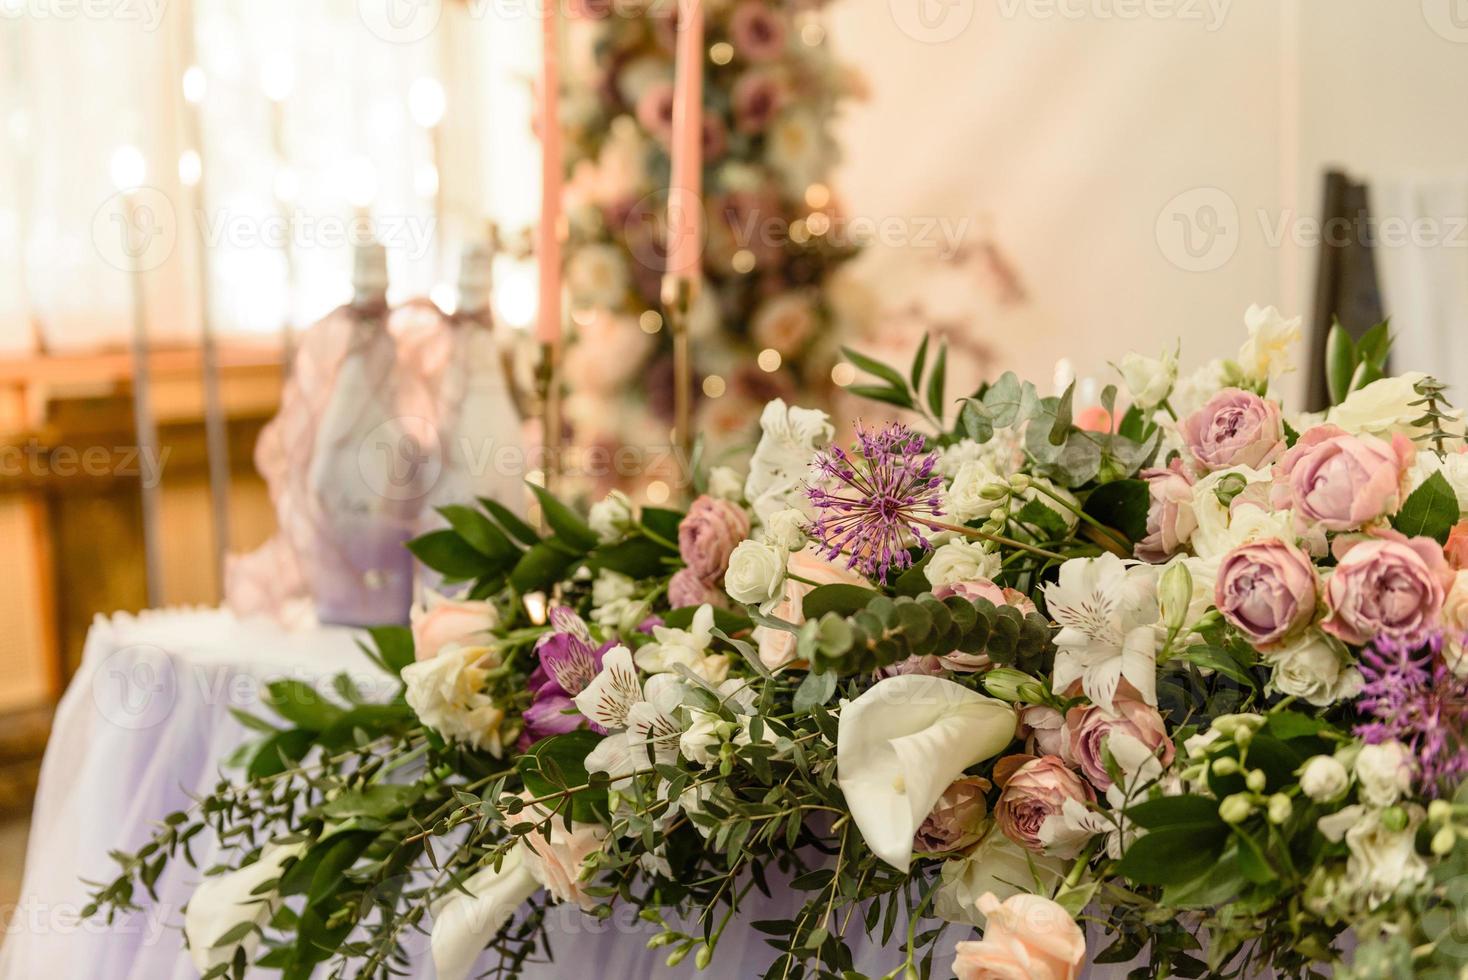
(661, 274, 695, 461)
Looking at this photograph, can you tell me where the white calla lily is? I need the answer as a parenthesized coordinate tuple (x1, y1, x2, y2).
(184, 841, 305, 972)
(836, 675, 1016, 871)
(430, 843, 542, 980)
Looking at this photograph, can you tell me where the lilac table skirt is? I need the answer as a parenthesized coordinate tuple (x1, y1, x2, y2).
(0, 608, 1148, 979)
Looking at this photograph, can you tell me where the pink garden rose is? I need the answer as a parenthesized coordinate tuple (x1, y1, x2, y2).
(1270, 424, 1413, 531)
(1215, 539, 1319, 646)
(519, 801, 607, 911)
(729, 1, 788, 62)
(411, 595, 495, 661)
(1135, 457, 1197, 563)
(756, 546, 870, 670)
(1322, 534, 1454, 645)
(1064, 696, 1174, 791)
(952, 893, 1086, 980)
(914, 776, 992, 854)
(934, 579, 1039, 672)
(668, 567, 726, 609)
(1181, 388, 1286, 472)
(1019, 705, 1067, 757)
(994, 756, 1095, 854)
(732, 70, 787, 134)
(678, 495, 751, 584)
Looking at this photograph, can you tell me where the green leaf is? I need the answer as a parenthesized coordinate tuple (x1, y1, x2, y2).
(407, 529, 491, 580)
(320, 784, 420, 820)
(1393, 470, 1460, 543)
(842, 346, 911, 393)
(982, 372, 1028, 427)
(517, 730, 607, 823)
(800, 583, 880, 619)
(1012, 499, 1069, 541)
(528, 484, 599, 552)
(366, 626, 415, 676)
(1050, 380, 1075, 446)
(845, 384, 914, 410)
(893, 554, 933, 596)
(1083, 479, 1149, 544)
(641, 507, 685, 543)
(1125, 794, 1226, 831)
(1324, 323, 1356, 406)
(959, 399, 994, 443)
(662, 605, 753, 634)
(479, 497, 539, 546)
(925, 343, 948, 420)
(437, 505, 518, 566)
(229, 708, 279, 734)
(265, 680, 343, 732)
(1358, 318, 1392, 366)
(589, 536, 673, 578)
(1263, 711, 1336, 742)
(909, 333, 930, 392)
(246, 729, 315, 780)
(793, 670, 837, 712)
(509, 540, 579, 593)
(1178, 644, 1257, 688)
(1115, 825, 1228, 886)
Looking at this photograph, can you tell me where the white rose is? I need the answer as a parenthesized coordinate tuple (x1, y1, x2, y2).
(403, 645, 509, 754)
(679, 709, 732, 766)
(1407, 449, 1468, 517)
(1172, 358, 1229, 417)
(1329, 371, 1463, 441)
(1237, 304, 1302, 387)
(1354, 741, 1413, 808)
(1189, 465, 1282, 560)
(588, 490, 637, 543)
(1117, 350, 1178, 410)
(944, 460, 1005, 524)
(707, 466, 745, 502)
(724, 539, 789, 606)
(1343, 805, 1428, 907)
(1265, 631, 1361, 707)
(1298, 755, 1350, 802)
(591, 568, 637, 608)
(925, 539, 1002, 588)
(760, 508, 809, 552)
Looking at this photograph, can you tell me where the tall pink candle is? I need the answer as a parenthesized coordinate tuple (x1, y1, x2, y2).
(537, 0, 563, 343)
(666, 0, 704, 282)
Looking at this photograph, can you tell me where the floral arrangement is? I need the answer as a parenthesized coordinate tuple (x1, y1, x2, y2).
(555, 0, 866, 468)
(87, 308, 1468, 979)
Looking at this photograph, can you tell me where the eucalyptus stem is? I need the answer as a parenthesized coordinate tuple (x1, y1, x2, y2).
(920, 518, 1069, 563)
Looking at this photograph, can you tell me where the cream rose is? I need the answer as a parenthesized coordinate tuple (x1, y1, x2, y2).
(1117, 350, 1177, 410)
(1354, 741, 1413, 808)
(403, 645, 510, 755)
(1298, 754, 1350, 803)
(926, 539, 1002, 589)
(724, 539, 789, 606)
(1263, 631, 1361, 707)
(588, 489, 637, 543)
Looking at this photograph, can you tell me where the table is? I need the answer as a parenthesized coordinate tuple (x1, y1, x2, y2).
(0, 608, 1145, 979)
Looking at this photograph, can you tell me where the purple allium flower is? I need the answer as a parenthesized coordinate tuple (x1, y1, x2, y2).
(523, 607, 613, 745)
(804, 423, 944, 583)
(1354, 631, 1468, 798)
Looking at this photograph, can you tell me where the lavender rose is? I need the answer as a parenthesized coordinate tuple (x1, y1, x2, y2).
(1136, 457, 1197, 563)
(679, 495, 751, 584)
(1215, 539, 1319, 646)
(1181, 388, 1286, 472)
(1270, 424, 1413, 531)
(913, 776, 992, 854)
(728, 1, 788, 62)
(668, 567, 726, 609)
(1064, 697, 1174, 791)
(1323, 535, 1454, 645)
(994, 756, 1095, 854)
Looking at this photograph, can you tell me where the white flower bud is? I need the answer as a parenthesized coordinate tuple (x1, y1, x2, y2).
(1298, 755, 1349, 803)
(1158, 560, 1194, 634)
(1219, 794, 1254, 824)
(1267, 794, 1292, 825)
(1246, 769, 1267, 793)
(588, 490, 637, 543)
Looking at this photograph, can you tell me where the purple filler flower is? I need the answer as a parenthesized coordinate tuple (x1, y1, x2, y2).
(523, 607, 613, 745)
(1354, 631, 1468, 798)
(805, 423, 944, 583)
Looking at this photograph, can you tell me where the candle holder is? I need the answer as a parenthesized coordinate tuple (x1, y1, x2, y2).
(537, 339, 563, 500)
(661, 274, 696, 462)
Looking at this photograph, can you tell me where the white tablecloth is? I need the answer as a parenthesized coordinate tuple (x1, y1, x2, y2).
(0, 608, 1145, 979)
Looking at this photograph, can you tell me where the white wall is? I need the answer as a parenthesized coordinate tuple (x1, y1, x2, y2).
(830, 0, 1468, 406)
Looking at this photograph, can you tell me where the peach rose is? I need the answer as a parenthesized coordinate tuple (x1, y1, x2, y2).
(914, 776, 992, 855)
(411, 595, 496, 661)
(1446, 521, 1468, 571)
(519, 804, 607, 911)
(952, 892, 1086, 980)
(994, 756, 1095, 854)
(755, 546, 869, 670)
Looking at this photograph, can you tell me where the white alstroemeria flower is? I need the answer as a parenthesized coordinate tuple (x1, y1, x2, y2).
(633, 605, 729, 683)
(1045, 555, 1160, 711)
(185, 841, 305, 972)
(575, 648, 686, 787)
(836, 675, 1016, 871)
(743, 399, 834, 520)
(1117, 350, 1178, 410)
(430, 844, 542, 980)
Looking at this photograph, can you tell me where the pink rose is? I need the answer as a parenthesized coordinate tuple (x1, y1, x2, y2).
(1215, 539, 1319, 646)
(994, 756, 1095, 854)
(934, 579, 1039, 672)
(728, 1, 787, 62)
(411, 595, 495, 661)
(634, 82, 675, 143)
(1270, 424, 1413, 531)
(732, 70, 787, 134)
(756, 546, 869, 670)
(1446, 521, 1468, 571)
(952, 893, 1086, 980)
(1064, 696, 1174, 791)
(1135, 457, 1197, 563)
(914, 776, 992, 854)
(1019, 705, 1066, 757)
(678, 495, 751, 583)
(668, 567, 726, 609)
(1181, 388, 1285, 472)
(1323, 534, 1454, 645)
